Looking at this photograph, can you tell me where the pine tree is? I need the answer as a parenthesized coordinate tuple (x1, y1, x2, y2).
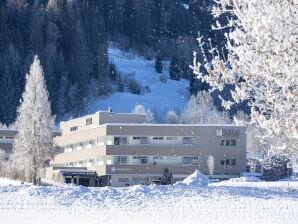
(12, 55, 54, 184)
(154, 55, 163, 73)
(169, 56, 180, 80)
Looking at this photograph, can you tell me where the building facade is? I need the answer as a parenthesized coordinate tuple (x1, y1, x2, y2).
(50, 111, 247, 187)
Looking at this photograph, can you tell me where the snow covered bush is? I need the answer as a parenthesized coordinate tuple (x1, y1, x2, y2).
(12, 56, 54, 184)
(180, 91, 230, 124)
(192, 0, 298, 155)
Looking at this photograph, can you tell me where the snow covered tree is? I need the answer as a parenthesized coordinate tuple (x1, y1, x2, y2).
(132, 104, 146, 114)
(132, 104, 155, 123)
(166, 110, 178, 124)
(12, 55, 54, 184)
(192, 0, 298, 156)
(180, 91, 230, 124)
(207, 155, 214, 177)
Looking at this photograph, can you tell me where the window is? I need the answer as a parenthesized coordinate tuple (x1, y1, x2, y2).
(133, 136, 148, 144)
(114, 137, 127, 145)
(5, 136, 14, 139)
(231, 159, 236, 166)
(166, 137, 177, 140)
(114, 156, 128, 164)
(221, 139, 237, 146)
(70, 126, 78, 132)
(118, 178, 129, 183)
(85, 118, 92, 125)
(216, 129, 223, 136)
(226, 159, 230, 166)
(153, 137, 164, 140)
(140, 156, 148, 164)
(183, 137, 199, 145)
(183, 157, 199, 164)
(133, 156, 148, 164)
(87, 139, 95, 146)
(220, 160, 225, 166)
(183, 157, 192, 164)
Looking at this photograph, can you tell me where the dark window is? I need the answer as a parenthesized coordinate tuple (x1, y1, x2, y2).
(140, 157, 148, 164)
(183, 157, 193, 164)
(114, 156, 127, 164)
(231, 140, 236, 146)
(114, 137, 127, 145)
(85, 118, 92, 125)
(153, 137, 164, 140)
(226, 159, 230, 166)
(231, 159, 236, 166)
(220, 160, 225, 166)
(70, 126, 78, 132)
(225, 140, 230, 146)
(220, 140, 225, 146)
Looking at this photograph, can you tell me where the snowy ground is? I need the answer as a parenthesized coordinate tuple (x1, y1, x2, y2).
(1, 175, 298, 224)
(88, 47, 189, 117)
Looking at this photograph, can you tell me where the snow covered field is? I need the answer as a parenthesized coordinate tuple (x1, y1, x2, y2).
(88, 47, 189, 116)
(1, 175, 297, 224)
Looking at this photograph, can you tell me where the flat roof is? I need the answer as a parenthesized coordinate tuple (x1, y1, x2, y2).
(102, 123, 246, 127)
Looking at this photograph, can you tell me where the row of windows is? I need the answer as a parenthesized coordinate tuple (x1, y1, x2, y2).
(115, 136, 199, 145)
(0, 136, 14, 139)
(220, 139, 236, 146)
(64, 136, 200, 152)
(64, 156, 201, 167)
(220, 159, 236, 166)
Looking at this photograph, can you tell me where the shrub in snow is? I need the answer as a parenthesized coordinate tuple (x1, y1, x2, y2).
(261, 155, 293, 181)
(175, 170, 209, 187)
(159, 74, 167, 83)
(127, 77, 142, 95)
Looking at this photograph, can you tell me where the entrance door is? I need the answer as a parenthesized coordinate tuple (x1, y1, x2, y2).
(78, 178, 90, 187)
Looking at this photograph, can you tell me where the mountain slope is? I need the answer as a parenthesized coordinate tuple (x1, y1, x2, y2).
(88, 47, 190, 117)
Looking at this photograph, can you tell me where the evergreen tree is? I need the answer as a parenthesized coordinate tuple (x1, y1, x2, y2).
(169, 56, 180, 81)
(154, 55, 163, 73)
(12, 56, 54, 184)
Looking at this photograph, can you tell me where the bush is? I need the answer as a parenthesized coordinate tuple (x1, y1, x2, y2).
(261, 155, 293, 181)
(126, 77, 142, 95)
(159, 74, 168, 83)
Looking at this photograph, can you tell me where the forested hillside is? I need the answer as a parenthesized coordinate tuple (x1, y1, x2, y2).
(0, 0, 227, 125)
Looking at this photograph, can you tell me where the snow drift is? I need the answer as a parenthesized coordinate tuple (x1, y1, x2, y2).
(175, 170, 209, 187)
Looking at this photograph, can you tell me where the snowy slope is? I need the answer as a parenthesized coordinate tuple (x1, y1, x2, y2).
(1, 177, 298, 224)
(88, 47, 189, 116)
